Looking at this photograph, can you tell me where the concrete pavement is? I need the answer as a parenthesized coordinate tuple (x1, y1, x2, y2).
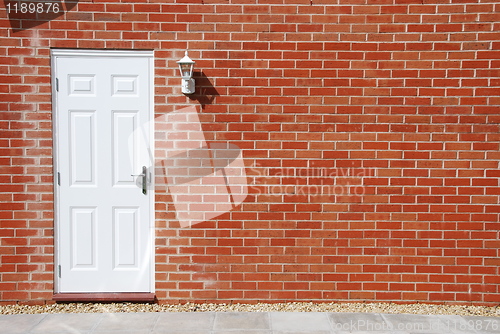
(0, 311, 498, 334)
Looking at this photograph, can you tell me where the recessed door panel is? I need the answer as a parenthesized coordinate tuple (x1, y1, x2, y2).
(113, 207, 139, 269)
(70, 207, 97, 269)
(69, 111, 96, 186)
(113, 111, 138, 186)
(112, 75, 138, 96)
(69, 75, 95, 96)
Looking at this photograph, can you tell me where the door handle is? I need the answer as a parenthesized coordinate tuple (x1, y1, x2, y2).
(131, 166, 147, 195)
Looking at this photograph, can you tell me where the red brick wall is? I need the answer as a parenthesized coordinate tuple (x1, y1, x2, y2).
(1, 0, 500, 305)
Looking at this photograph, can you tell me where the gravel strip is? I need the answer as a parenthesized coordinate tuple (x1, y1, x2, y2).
(0, 302, 499, 317)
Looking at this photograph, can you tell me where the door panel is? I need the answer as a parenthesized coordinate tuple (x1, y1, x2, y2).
(52, 50, 154, 293)
(113, 207, 139, 268)
(113, 111, 138, 186)
(69, 111, 96, 186)
(70, 207, 97, 269)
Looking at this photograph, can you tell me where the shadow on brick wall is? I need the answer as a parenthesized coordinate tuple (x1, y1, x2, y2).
(189, 71, 220, 109)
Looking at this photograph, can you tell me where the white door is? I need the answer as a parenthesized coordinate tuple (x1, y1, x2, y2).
(51, 50, 154, 293)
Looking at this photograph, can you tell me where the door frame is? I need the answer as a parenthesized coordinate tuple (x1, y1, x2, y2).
(50, 49, 155, 295)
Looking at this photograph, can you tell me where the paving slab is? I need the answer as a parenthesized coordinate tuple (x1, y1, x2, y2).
(334, 331, 409, 334)
(153, 331, 210, 334)
(273, 331, 331, 334)
(153, 328, 212, 334)
(214, 312, 270, 330)
(93, 331, 151, 334)
(154, 312, 215, 332)
(30, 313, 102, 333)
(0, 311, 498, 333)
(94, 313, 159, 332)
(270, 312, 332, 332)
(0, 314, 46, 334)
(213, 331, 271, 334)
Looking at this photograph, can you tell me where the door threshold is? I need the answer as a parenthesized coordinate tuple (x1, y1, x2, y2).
(53, 293, 156, 303)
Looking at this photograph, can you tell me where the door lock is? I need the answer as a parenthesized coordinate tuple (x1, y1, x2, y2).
(131, 166, 147, 195)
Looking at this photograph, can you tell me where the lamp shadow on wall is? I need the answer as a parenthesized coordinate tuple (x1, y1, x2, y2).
(188, 71, 220, 109)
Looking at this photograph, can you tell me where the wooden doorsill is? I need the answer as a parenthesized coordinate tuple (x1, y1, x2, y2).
(53, 293, 156, 303)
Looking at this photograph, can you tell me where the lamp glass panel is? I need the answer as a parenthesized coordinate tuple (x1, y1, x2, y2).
(179, 63, 192, 78)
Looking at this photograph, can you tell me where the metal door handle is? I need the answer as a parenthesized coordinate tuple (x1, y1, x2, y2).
(131, 166, 147, 195)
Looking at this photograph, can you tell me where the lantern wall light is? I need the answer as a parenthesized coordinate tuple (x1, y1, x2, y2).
(177, 51, 196, 95)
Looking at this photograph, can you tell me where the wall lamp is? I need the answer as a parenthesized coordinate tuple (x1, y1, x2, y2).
(177, 51, 195, 95)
